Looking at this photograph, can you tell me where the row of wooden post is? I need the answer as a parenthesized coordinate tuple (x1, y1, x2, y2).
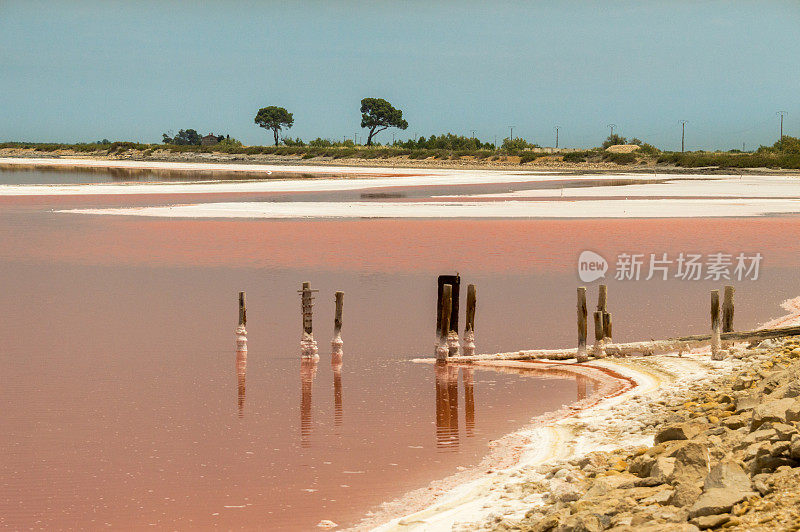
(235, 284, 345, 359)
(436, 275, 477, 360)
(577, 284, 735, 362)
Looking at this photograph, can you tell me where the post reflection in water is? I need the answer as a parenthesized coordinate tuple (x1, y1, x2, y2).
(300, 357, 318, 448)
(434, 362, 460, 451)
(235, 325, 248, 418)
(463, 367, 475, 437)
(332, 352, 343, 427)
(236, 346, 247, 418)
(576, 374, 589, 401)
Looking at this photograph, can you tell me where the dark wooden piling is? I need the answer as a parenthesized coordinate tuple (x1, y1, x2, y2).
(465, 284, 477, 333)
(238, 291, 247, 327)
(577, 287, 588, 360)
(604, 313, 613, 341)
(334, 291, 344, 336)
(301, 281, 313, 335)
(722, 285, 735, 333)
(441, 284, 453, 347)
(437, 275, 461, 335)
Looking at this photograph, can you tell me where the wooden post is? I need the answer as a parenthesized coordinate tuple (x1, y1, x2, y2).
(577, 287, 588, 362)
(604, 313, 613, 342)
(302, 282, 313, 335)
(300, 282, 318, 358)
(594, 311, 606, 357)
(465, 284, 476, 333)
(332, 291, 344, 355)
(238, 291, 246, 327)
(722, 285, 735, 333)
(597, 284, 607, 313)
(334, 291, 344, 336)
(436, 284, 452, 360)
(463, 284, 477, 356)
(711, 289, 722, 360)
(442, 284, 452, 353)
(437, 275, 461, 334)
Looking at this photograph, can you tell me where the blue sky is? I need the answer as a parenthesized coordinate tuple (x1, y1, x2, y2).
(1, 1, 798, 150)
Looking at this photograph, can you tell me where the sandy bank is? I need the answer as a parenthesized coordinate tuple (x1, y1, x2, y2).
(359, 299, 800, 531)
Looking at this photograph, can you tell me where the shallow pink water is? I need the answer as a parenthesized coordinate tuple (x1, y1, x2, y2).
(1, 169, 799, 530)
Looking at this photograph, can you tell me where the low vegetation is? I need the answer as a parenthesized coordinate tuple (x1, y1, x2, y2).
(2, 135, 799, 170)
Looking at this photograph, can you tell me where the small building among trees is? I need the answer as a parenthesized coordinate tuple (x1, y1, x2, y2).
(201, 133, 220, 146)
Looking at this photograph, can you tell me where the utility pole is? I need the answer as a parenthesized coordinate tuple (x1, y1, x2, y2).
(679, 120, 688, 153)
(777, 111, 788, 149)
(471, 130, 476, 139)
(606, 124, 617, 138)
(509, 126, 515, 141)
(554, 126, 560, 148)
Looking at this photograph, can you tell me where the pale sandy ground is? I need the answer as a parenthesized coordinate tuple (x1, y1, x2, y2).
(357, 298, 800, 531)
(61, 198, 800, 219)
(3, 157, 794, 219)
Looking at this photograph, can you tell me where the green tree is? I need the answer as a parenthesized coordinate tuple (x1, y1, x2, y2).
(602, 133, 627, 148)
(162, 129, 202, 145)
(254, 106, 294, 146)
(360, 98, 408, 146)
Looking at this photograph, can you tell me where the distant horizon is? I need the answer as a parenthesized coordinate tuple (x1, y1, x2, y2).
(1, 1, 798, 151)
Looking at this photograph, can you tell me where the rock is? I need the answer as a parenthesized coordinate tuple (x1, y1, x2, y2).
(751, 473, 774, 495)
(641, 487, 674, 505)
(650, 456, 676, 484)
(687, 487, 755, 518)
(671, 442, 710, 482)
(733, 393, 759, 413)
(655, 422, 707, 444)
(772, 422, 798, 440)
(770, 440, 791, 456)
(627, 454, 656, 478)
(703, 461, 751, 493)
(577, 452, 609, 471)
(548, 479, 582, 503)
(555, 512, 603, 532)
(582, 474, 637, 498)
(669, 481, 702, 508)
(751, 398, 797, 430)
(689, 514, 730, 529)
(786, 399, 800, 422)
(722, 414, 748, 430)
(316, 520, 338, 529)
(791, 434, 800, 459)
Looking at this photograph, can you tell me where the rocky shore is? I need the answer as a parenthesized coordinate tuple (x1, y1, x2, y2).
(467, 339, 800, 531)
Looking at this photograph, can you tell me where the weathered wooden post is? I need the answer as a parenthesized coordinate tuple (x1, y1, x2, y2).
(437, 274, 461, 334)
(722, 285, 735, 333)
(598, 284, 612, 341)
(300, 282, 319, 359)
(711, 289, 723, 360)
(238, 291, 247, 328)
(462, 284, 477, 356)
(436, 284, 452, 360)
(236, 291, 247, 353)
(577, 287, 588, 362)
(593, 310, 606, 358)
(332, 291, 344, 356)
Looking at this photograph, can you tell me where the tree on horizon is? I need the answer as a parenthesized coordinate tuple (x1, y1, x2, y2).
(360, 98, 408, 146)
(254, 106, 294, 146)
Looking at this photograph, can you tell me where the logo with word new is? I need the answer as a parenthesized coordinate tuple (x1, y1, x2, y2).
(578, 251, 608, 283)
